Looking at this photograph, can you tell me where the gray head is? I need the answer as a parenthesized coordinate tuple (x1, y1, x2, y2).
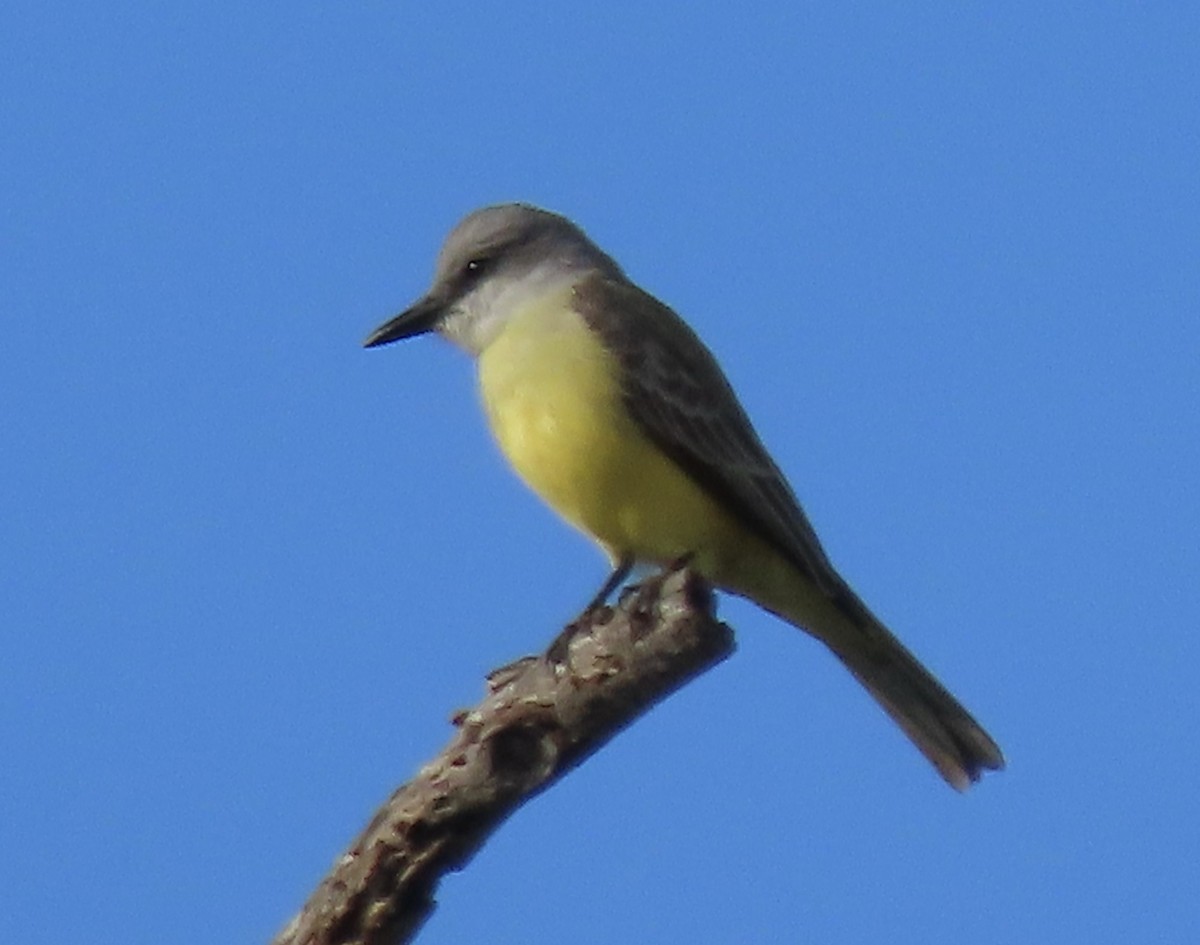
(364, 204, 624, 356)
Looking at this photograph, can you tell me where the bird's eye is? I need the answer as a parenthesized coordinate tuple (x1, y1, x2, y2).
(464, 257, 490, 281)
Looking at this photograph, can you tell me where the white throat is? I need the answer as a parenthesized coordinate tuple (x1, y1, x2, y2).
(437, 262, 584, 357)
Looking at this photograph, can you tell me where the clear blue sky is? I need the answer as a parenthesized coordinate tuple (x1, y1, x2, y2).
(3, 4, 1197, 943)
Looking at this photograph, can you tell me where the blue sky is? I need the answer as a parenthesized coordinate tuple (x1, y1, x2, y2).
(3, 4, 1198, 942)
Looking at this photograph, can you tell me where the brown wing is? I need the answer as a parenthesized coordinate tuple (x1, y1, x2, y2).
(573, 272, 851, 601)
(574, 275, 1006, 787)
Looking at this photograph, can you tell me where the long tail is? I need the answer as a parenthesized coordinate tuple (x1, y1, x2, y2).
(787, 582, 1005, 790)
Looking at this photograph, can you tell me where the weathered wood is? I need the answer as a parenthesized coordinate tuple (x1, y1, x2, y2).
(271, 566, 734, 945)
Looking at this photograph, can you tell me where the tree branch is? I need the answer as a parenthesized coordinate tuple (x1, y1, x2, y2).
(271, 566, 735, 945)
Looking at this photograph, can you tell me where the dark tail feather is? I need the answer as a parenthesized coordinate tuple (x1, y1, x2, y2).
(824, 605, 1004, 790)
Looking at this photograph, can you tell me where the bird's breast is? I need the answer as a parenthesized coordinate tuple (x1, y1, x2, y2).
(477, 300, 632, 525)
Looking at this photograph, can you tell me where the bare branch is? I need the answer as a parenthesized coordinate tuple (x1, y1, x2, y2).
(271, 566, 735, 945)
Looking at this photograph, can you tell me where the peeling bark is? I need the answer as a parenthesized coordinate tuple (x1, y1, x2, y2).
(271, 567, 734, 945)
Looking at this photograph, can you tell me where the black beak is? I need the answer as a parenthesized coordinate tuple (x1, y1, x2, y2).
(363, 295, 444, 348)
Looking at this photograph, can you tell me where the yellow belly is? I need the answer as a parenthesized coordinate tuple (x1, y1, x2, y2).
(477, 292, 742, 572)
(474, 289, 834, 631)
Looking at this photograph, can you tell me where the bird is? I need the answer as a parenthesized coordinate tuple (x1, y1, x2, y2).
(364, 203, 1004, 790)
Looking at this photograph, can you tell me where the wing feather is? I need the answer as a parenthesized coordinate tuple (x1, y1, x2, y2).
(574, 274, 848, 600)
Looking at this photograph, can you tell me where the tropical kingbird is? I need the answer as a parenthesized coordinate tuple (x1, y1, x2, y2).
(365, 203, 1003, 790)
